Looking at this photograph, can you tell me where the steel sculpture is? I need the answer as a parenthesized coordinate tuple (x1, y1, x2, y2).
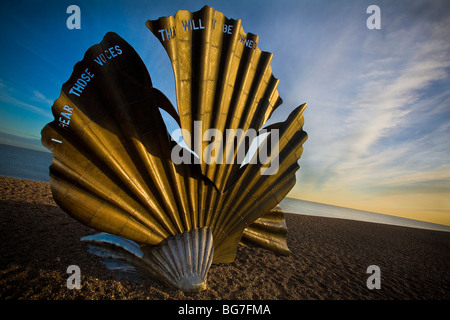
(41, 6, 307, 292)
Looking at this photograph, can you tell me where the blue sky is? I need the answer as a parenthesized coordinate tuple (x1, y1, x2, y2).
(0, 0, 449, 225)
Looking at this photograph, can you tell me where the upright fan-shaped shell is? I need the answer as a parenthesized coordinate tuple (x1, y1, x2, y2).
(146, 5, 284, 192)
(41, 32, 204, 246)
(41, 6, 307, 292)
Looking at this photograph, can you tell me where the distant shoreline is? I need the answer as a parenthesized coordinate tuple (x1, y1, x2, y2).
(280, 197, 450, 233)
(0, 142, 50, 155)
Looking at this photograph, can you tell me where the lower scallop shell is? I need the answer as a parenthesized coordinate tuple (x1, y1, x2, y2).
(144, 227, 213, 292)
(82, 228, 213, 292)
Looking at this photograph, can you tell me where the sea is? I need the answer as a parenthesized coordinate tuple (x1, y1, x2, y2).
(0, 143, 52, 182)
(1, 143, 449, 233)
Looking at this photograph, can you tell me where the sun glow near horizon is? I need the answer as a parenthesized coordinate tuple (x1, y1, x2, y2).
(288, 185, 450, 227)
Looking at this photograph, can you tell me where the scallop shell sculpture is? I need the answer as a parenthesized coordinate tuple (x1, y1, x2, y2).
(41, 6, 307, 292)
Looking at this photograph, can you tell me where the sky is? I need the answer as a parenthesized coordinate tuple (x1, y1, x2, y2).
(0, 0, 449, 226)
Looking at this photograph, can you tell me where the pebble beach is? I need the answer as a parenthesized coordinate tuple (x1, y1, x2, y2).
(1, 176, 449, 300)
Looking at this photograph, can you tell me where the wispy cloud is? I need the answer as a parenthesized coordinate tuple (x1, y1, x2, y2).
(289, 4, 450, 223)
(32, 90, 54, 107)
(335, 15, 450, 180)
(0, 79, 52, 118)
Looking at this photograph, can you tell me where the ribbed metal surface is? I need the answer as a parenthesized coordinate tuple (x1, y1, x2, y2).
(143, 227, 214, 292)
(240, 206, 291, 256)
(41, 6, 307, 291)
(146, 5, 284, 193)
(81, 228, 214, 292)
(41, 32, 200, 246)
